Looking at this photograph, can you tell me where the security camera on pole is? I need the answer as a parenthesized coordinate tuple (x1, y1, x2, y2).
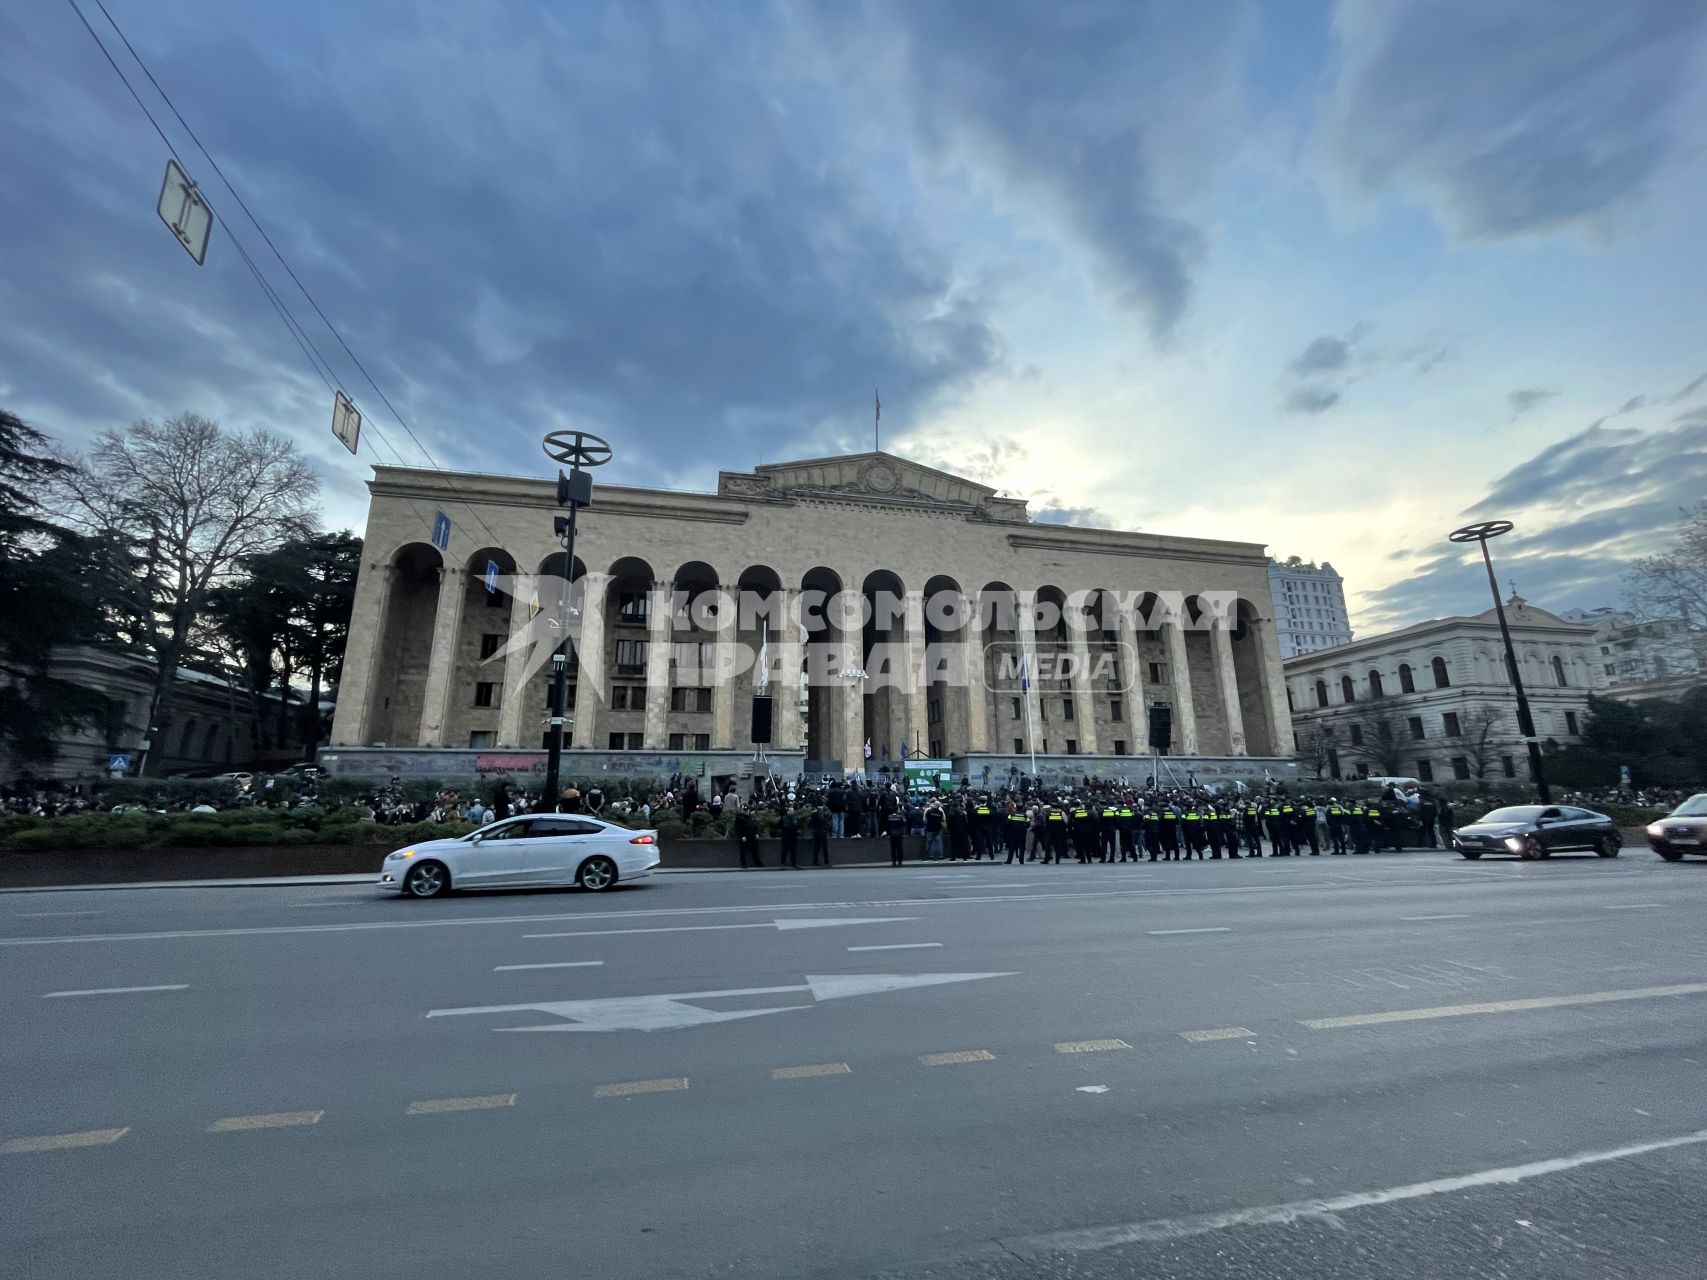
(542, 429, 612, 809)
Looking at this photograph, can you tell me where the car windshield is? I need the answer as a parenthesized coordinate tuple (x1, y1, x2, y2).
(1478, 806, 1543, 823)
(1673, 796, 1707, 817)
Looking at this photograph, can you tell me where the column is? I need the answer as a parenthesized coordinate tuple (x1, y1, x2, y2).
(1117, 601, 1149, 754)
(904, 591, 929, 757)
(1068, 609, 1099, 755)
(1164, 617, 1199, 755)
(775, 587, 803, 751)
(964, 627, 991, 753)
(1211, 622, 1247, 756)
(570, 572, 611, 751)
(710, 582, 740, 749)
(496, 577, 535, 747)
(837, 575, 866, 774)
(1017, 589, 1043, 759)
(642, 579, 674, 748)
(328, 560, 394, 746)
(1253, 618, 1296, 755)
(417, 566, 466, 746)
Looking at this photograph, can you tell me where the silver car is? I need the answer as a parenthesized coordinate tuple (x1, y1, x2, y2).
(379, 814, 661, 896)
(1647, 794, 1707, 861)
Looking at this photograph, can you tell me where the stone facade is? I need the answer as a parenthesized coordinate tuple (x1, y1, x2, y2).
(327, 451, 1295, 776)
(1283, 597, 1604, 784)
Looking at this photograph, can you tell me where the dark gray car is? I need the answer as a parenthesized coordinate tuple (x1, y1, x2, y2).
(1451, 804, 1621, 860)
(1647, 793, 1707, 861)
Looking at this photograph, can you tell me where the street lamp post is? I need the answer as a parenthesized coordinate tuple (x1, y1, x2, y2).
(1447, 520, 1551, 802)
(541, 430, 612, 810)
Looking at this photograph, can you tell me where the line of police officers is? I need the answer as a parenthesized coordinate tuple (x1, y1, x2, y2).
(949, 792, 1414, 863)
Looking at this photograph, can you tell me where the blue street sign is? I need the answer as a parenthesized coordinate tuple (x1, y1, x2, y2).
(431, 510, 451, 552)
(108, 754, 132, 773)
(484, 560, 499, 593)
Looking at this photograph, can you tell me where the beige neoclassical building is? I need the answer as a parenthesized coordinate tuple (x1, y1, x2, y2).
(324, 452, 1297, 785)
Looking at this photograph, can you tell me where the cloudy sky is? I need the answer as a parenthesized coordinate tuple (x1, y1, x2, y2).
(4, 0, 1705, 632)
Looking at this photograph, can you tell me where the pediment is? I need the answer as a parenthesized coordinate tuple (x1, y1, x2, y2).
(717, 452, 1027, 521)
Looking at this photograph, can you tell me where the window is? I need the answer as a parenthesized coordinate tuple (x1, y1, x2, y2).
(1349, 724, 1364, 746)
(1451, 756, 1470, 780)
(1502, 755, 1517, 778)
(479, 633, 502, 660)
(1355, 762, 1369, 779)
(1011, 697, 1023, 719)
(1014, 737, 1025, 753)
(1431, 656, 1450, 688)
(668, 732, 686, 749)
(1565, 710, 1580, 735)
(1443, 711, 1461, 737)
(610, 685, 630, 710)
(1315, 679, 1328, 708)
(928, 699, 941, 724)
(673, 641, 712, 673)
(1341, 675, 1356, 703)
(607, 731, 644, 750)
(1113, 740, 1127, 755)
(1368, 670, 1385, 698)
(1407, 716, 1425, 740)
(1377, 720, 1392, 743)
(473, 681, 496, 708)
(1149, 661, 1165, 684)
(617, 591, 649, 624)
(469, 730, 495, 748)
(1063, 696, 1074, 721)
(1604, 663, 1616, 676)
(1551, 655, 1567, 686)
(1109, 696, 1123, 722)
(614, 638, 647, 674)
(1066, 739, 1078, 754)
(1416, 759, 1434, 782)
(1398, 663, 1415, 694)
(671, 687, 711, 712)
(1105, 659, 1121, 690)
(608, 731, 625, 749)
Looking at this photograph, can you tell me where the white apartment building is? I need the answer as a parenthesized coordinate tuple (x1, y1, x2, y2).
(1559, 607, 1702, 686)
(1268, 557, 1354, 658)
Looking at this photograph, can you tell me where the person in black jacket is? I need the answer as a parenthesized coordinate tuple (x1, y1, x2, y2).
(809, 806, 832, 867)
(735, 810, 763, 869)
(778, 806, 800, 868)
(884, 806, 908, 866)
(947, 801, 972, 861)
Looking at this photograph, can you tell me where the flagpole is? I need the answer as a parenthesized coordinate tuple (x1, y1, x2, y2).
(874, 388, 881, 452)
(1022, 660, 1037, 778)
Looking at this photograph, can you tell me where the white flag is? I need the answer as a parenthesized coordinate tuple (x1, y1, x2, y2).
(863, 738, 872, 759)
(756, 633, 770, 689)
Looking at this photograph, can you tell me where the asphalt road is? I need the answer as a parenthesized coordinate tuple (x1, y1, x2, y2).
(4, 846, 1706, 1279)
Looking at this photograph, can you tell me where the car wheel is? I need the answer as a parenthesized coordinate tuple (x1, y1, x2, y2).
(404, 861, 449, 898)
(1655, 846, 1685, 862)
(577, 855, 618, 892)
(1595, 834, 1621, 858)
(1458, 848, 1482, 860)
(1522, 836, 1549, 861)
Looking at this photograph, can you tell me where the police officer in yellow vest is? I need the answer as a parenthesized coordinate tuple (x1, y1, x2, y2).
(1349, 801, 1371, 854)
(972, 798, 996, 860)
(1181, 805, 1204, 860)
(1327, 799, 1348, 854)
(1263, 797, 1289, 855)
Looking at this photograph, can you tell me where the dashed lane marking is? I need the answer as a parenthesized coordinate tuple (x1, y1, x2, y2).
(1180, 1027, 1256, 1043)
(406, 1093, 516, 1115)
(1148, 927, 1231, 936)
(3, 1127, 129, 1154)
(208, 1111, 323, 1132)
(1603, 903, 1663, 910)
(41, 984, 187, 998)
(920, 1049, 995, 1066)
(1400, 914, 1470, 921)
(594, 1077, 689, 1099)
(770, 1062, 852, 1080)
(1055, 1039, 1131, 1054)
(493, 961, 605, 971)
(847, 942, 941, 951)
(1302, 982, 1707, 1030)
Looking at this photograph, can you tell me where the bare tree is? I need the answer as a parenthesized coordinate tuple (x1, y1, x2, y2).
(1338, 697, 1410, 777)
(1295, 726, 1332, 779)
(1624, 501, 1707, 675)
(1459, 705, 1505, 779)
(50, 414, 319, 773)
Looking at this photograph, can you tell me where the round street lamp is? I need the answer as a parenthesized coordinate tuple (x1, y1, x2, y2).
(1447, 520, 1550, 802)
(542, 430, 612, 808)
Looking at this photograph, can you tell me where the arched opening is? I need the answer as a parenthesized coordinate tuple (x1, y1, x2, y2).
(733, 564, 784, 753)
(923, 574, 969, 760)
(602, 556, 657, 750)
(1315, 679, 1329, 708)
(862, 569, 908, 770)
(1230, 598, 1277, 754)
(800, 566, 845, 770)
(978, 581, 1020, 759)
(369, 541, 444, 746)
(1033, 586, 1071, 755)
(1551, 654, 1567, 686)
(1132, 591, 1173, 754)
(1341, 674, 1356, 704)
(444, 546, 518, 749)
(1398, 662, 1415, 694)
(1183, 595, 1228, 755)
(1432, 656, 1451, 688)
(659, 560, 720, 751)
(1368, 669, 1385, 699)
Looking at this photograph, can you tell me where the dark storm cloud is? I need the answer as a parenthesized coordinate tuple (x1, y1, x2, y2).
(0, 2, 1004, 492)
(1327, 0, 1707, 238)
(1365, 411, 1707, 628)
(864, 0, 1252, 338)
(1283, 386, 1343, 415)
(1507, 388, 1559, 420)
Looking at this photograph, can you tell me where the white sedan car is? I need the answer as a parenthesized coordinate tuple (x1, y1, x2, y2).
(379, 814, 660, 897)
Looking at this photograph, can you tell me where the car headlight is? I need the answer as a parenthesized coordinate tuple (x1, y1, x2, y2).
(1504, 836, 1526, 851)
(386, 849, 416, 861)
(1646, 824, 1664, 837)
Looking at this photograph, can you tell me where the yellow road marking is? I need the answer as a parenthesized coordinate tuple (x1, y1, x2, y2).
(920, 1049, 995, 1066)
(3, 1127, 129, 1154)
(1180, 1027, 1256, 1042)
(406, 1093, 516, 1115)
(594, 1077, 689, 1098)
(1302, 983, 1707, 1030)
(1055, 1039, 1131, 1054)
(771, 1062, 852, 1080)
(208, 1111, 323, 1132)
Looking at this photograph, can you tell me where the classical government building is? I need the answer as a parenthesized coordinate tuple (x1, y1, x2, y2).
(1283, 596, 1603, 784)
(324, 452, 1297, 787)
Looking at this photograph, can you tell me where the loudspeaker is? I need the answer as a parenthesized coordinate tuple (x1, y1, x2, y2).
(1149, 705, 1172, 756)
(750, 695, 773, 744)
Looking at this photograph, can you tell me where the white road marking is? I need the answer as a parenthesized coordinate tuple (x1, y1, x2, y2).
(493, 960, 605, 971)
(1400, 914, 1471, 921)
(18, 911, 103, 918)
(1303, 982, 1707, 1029)
(847, 942, 942, 952)
(41, 984, 187, 999)
(1148, 927, 1231, 936)
(1603, 903, 1663, 910)
(523, 916, 913, 940)
(992, 1128, 1707, 1261)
